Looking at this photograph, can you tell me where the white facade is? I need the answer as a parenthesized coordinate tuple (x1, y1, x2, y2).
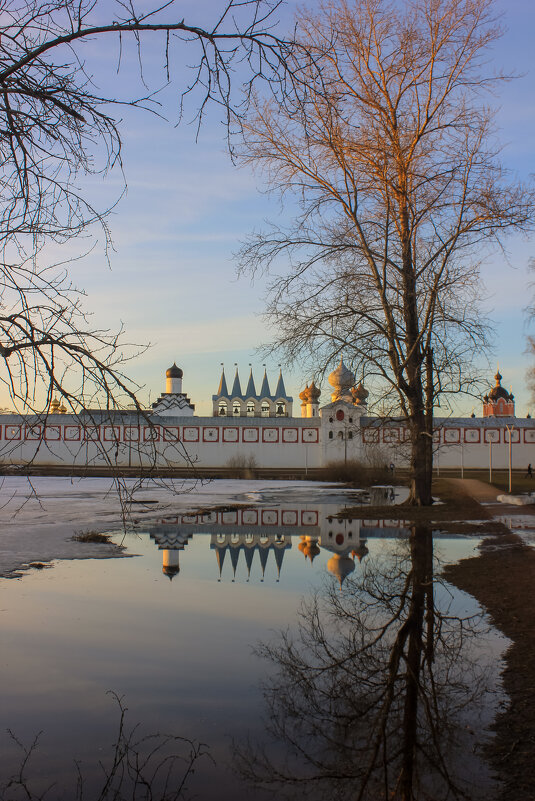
(0, 363, 532, 472)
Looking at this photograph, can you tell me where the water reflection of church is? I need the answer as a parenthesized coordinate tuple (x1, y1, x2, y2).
(144, 502, 409, 586)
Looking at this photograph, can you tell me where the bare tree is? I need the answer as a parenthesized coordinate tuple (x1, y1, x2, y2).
(2, 691, 212, 800)
(0, 0, 297, 415)
(235, 529, 498, 801)
(238, 0, 535, 505)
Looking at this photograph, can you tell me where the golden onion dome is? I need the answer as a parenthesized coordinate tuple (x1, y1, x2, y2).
(307, 381, 321, 400)
(328, 358, 355, 391)
(326, 553, 355, 587)
(299, 385, 309, 402)
(352, 382, 369, 404)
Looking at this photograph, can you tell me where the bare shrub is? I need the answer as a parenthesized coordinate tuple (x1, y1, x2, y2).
(226, 454, 259, 479)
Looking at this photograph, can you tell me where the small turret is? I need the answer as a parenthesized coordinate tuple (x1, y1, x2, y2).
(165, 363, 183, 394)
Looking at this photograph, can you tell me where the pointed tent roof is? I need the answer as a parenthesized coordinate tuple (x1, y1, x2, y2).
(259, 369, 271, 399)
(215, 367, 229, 398)
(273, 547, 285, 578)
(231, 367, 242, 398)
(258, 547, 269, 579)
(230, 546, 240, 578)
(274, 369, 287, 399)
(244, 547, 255, 578)
(214, 545, 226, 578)
(245, 368, 256, 398)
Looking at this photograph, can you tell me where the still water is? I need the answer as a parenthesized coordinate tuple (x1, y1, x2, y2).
(0, 479, 506, 800)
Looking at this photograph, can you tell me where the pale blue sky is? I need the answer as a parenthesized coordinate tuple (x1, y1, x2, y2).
(8, 0, 535, 417)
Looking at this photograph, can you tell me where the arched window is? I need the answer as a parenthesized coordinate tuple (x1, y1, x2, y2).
(348, 431, 353, 440)
(246, 401, 255, 416)
(233, 403, 241, 416)
(328, 431, 333, 440)
(218, 402, 227, 416)
(338, 431, 344, 440)
(276, 402, 285, 416)
(261, 401, 270, 417)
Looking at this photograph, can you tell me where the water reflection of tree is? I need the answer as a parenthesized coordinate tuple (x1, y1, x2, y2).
(236, 528, 497, 801)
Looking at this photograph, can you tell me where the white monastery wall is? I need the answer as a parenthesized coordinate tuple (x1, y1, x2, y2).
(0, 415, 324, 470)
(1, 410, 534, 471)
(1, 362, 532, 472)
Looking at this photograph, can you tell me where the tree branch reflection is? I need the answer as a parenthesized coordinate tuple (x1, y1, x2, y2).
(236, 528, 498, 801)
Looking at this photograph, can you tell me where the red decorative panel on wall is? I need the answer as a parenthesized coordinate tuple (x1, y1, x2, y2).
(143, 426, 160, 442)
(5, 425, 21, 440)
(523, 429, 535, 444)
(282, 428, 298, 443)
(103, 426, 121, 442)
(182, 427, 199, 442)
(383, 428, 399, 444)
(362, 428, 379, 443)
(242, 428, 259, 443)
(301, 510, 319, 526)
(262, 427, 279, 443)
(203, 427, 219, 442)
(302, 428, 319, 443)
(281, 510, 298, 525)
(25, 425, 43, 441)
(163, 427, 180, 442)
(222, 427, 239, 442)
(64, 425, 80, 441)
(262, 509, 278, 525)
(444, 428, 460, 444)
(44, 426, 62, 441)
(484, 429, 500, 444)
(242, 509, 258, 525)
(464, 429, 481, 443)
(123, 426, 139, 442)
(84, 426, 100, 441)
(504, 428, 520, 444)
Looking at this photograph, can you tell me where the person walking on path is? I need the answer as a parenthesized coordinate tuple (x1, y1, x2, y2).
(526, 463, 533, 479)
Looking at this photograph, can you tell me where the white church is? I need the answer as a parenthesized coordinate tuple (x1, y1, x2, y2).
(0, 360, 532, 472)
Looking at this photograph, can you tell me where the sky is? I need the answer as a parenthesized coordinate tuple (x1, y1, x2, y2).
(4, 0, 535, 418)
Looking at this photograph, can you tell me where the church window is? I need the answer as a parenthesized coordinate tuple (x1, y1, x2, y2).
(218, 402, 227, 416)
(233, 403, 241, 416)
(247, 401, 255, 416)
(328, 431, 333, 440)
(338, 431, 344, 440)
(261, 401, 270, 417)
(348, 431, 353, 440)
(276, 402, 285, 416)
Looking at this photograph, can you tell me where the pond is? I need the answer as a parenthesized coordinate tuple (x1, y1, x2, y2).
(0, 478, 506, 800)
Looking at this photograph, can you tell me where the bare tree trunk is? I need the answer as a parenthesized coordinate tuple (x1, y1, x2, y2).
(399, 527, 429, 799)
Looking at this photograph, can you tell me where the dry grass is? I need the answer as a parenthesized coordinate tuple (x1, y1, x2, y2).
(72, 531, 113, 544)
(318, 460, 393, 485)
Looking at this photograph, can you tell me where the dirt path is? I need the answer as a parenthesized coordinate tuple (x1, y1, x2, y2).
(442, 479, 535, 801)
